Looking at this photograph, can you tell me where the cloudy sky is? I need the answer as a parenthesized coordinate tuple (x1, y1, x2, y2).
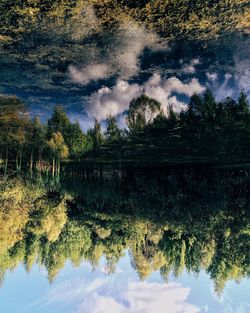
(0, 254, 249, 313)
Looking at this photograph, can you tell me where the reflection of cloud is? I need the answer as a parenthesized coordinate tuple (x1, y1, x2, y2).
(206, 73, 235, 100)
(235, 59, 250, 94)
(68, 24, 168, 85)
(87, 80, 141, 120)
(78, 282, 200, 313)
(163, 77, 205, 97)
(206, 65, 250, 103)
(112, 25, 167, 79)
(182, 59, 200, 74)
(206, 73, 218, 82)
(68, 113, 95, 133)
(87, 74, 205, 120)
(69, 64, 109, 85)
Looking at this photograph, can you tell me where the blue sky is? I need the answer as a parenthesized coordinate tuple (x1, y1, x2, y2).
(0, 253, 249, 313)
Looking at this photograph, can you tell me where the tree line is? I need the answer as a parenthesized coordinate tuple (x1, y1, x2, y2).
(0, 167, 249, 294)
(0, 94, 121, 173)
(1, 90, 250, 173)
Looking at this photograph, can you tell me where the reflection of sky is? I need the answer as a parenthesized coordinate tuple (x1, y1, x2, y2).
(0, 253, 249, 313)
(0, 24, 249, 128)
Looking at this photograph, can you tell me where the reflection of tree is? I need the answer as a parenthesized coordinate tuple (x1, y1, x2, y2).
(0, 168, 249, 294)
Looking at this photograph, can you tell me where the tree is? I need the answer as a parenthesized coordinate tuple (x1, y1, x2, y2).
(238, 91, 249, 115)
(27, 116, 46, 171)
(87, 119, 104, 149)
(0, 95, 28, 173)
(48, 106, 87, 158)
(47, 106, 71, 137)
(127, 95, 161, 133)
(187, 94, 203, 118)
(47, 132, 69, 175)
(105, 115, 122, 142)
(66, 122, 86, 159)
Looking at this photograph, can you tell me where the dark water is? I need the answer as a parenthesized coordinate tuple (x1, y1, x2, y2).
(0, 166, 249, 313)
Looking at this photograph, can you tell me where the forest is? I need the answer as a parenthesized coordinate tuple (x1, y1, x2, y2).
(1, 90, 250, 173)
(0, 166, 249, 295)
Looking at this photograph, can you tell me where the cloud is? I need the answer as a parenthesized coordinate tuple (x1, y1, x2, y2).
(86, 74, 205, 121)
(44, 278, 87, 304)
(69, 64, 109, 85)
(78, 282, 200, 313)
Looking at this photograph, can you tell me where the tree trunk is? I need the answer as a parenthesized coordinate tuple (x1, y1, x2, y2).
(16, 153, 19, 172)
(52, 158, 54, 176)
(19, 152, 22, 172)
(4, 147, 8, 175)
(30, 152, 33, 174)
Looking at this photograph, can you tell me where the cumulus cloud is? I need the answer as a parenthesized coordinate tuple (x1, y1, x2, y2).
(69, 64, 109, 85)
(78, 282, 200, 313)
(87, 74, 205, 120)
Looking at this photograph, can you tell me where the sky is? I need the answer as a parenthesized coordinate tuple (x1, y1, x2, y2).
(0, 253, 249, 313)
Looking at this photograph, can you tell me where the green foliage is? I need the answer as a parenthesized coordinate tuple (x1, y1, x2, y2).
(0, 96, 89, 172)
(86, 90, 250, 166)
(127, 94, 161, 133)
(105, 115, 122, 142)
(0, 168, 249, 293)
(47, 131, 69, 160)
(1, 90, 250, 170)
(86, 119, 104, 150)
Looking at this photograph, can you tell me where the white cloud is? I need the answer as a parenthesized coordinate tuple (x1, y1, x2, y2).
(78, 282, 200, 313)
(84, 279, 106, 293)
(45, 279, 87, 304)
(69, 64, 109, 85)
(86, 74, 205, 121)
